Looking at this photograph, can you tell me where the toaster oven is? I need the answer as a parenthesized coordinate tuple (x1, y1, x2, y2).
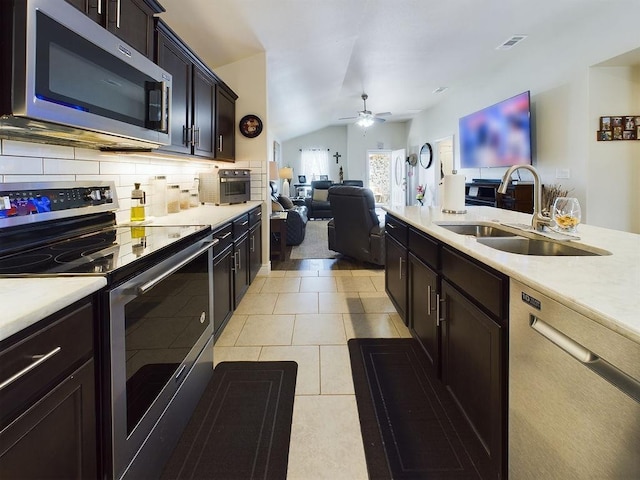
(199, 169, 251, 205)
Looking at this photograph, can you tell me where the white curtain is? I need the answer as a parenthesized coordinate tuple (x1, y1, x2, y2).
(300, 149, 329, 180)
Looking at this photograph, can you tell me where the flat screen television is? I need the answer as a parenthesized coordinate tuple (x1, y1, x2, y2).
(459, 91, 532, 169)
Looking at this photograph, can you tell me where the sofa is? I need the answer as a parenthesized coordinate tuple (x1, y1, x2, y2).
(304, 179, 364, 219)
(326, 185, 385, 265)
(270, 181, 308, 246)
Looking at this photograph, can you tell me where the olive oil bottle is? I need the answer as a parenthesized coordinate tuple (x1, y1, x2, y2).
(130, 183, 146, 222)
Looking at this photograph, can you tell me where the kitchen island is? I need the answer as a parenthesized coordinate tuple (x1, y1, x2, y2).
(383, 204, 639, 344)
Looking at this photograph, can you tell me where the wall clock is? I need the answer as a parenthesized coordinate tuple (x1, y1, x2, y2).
(239, 114, 263, 138)
(419, 142, 433, 169)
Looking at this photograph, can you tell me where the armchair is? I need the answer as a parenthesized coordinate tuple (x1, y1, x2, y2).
(326, 185, 385, 265)
(304, 180, 333, 219)
(270, 181, 308, 245)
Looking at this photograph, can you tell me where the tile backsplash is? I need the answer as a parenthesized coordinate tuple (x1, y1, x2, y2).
(1, 139, 266, 224)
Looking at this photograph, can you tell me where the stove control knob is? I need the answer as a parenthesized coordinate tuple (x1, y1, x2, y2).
(88, 190, 101, 201)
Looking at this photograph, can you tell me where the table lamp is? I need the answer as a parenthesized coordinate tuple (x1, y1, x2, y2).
(279, 167, 293, 197)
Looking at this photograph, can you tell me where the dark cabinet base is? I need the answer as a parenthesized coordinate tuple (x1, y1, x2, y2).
(0, 359, 97, 479)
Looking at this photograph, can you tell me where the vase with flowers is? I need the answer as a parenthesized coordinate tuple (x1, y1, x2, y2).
(416, 184, 425, 206)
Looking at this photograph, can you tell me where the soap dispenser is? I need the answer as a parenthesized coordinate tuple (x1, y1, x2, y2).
(130, 183, 146, 221)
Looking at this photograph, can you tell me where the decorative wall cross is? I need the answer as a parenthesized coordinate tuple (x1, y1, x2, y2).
(333, 151, 342, 164)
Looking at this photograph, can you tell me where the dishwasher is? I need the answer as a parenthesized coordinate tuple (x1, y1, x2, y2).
(509, 280, 640, 479)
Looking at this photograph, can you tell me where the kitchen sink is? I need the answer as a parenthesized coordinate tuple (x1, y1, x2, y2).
(435, 222, 611, 256)
(436, 223, 517, 237)
(476, 237, 610, 256)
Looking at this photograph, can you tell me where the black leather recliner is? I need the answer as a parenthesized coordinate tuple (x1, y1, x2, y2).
(327, 185, 385, 265)
(304, 180, 333, 219)
(270, 181, 308, 246)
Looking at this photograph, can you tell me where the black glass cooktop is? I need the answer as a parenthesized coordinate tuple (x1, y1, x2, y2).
(0, 224, 210, 283)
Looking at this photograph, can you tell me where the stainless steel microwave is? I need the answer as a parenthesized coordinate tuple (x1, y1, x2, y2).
(0, 0, 171, 150)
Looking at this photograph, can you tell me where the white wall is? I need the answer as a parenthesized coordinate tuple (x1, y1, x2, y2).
(405, 5, 640, 232)
(281, 122, 409, 185)
(587, 66, 640, 232)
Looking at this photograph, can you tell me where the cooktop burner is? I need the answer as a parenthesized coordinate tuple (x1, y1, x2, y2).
(0, 224, 210, 279)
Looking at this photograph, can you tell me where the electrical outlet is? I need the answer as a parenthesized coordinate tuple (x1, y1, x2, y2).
(556, 168, 570, 179)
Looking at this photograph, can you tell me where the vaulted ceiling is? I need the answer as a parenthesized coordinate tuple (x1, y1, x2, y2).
(160, 0, 640, 142)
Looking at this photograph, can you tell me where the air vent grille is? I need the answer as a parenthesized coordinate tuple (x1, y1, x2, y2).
(496, 35, 528, 50)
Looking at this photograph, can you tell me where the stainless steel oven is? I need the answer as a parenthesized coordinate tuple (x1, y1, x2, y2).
(0, 181, 216, 480)
(109, 231, 214, 479)
(0, 0, 171, 150)
(199, 169, 251, 205)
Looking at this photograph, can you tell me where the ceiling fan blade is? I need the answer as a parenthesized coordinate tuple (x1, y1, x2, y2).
(338, 116, 358, 120)
(373, 117, 386, 123)
(375, 112, 392, 117)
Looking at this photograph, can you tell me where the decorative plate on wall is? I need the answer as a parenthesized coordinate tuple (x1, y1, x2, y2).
(239, 114, 263, 138)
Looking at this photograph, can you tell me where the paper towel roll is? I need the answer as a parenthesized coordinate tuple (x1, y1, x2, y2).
(442, 173, 467, 213)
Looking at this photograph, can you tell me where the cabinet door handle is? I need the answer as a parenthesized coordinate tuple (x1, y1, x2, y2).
(217, 232, 232, 240)
(218, 134, 223, 152)
(250, 234, 255, 253)
(97, 0, 102, 15)
(183, 125, 192, 146)
(193, 126, 200, 147)
(116, 0, 121, 28)
(240, 220, 249, 226)
(0, 347, 61, 391)
(427, 285, 432, 313)
(436, 294, 445, 327)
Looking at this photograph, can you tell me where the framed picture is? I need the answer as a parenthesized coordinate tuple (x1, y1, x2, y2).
(298, 175, 307, 184)
(319, 175, 329, 180)
(239, 114, 263, 138)
(598, 115, 640, 141)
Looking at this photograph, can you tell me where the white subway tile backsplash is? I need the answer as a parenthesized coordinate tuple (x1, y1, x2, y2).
(2, 140, 74, 159)
(100, 161, 136, 175)
(0, 156, 43, 175)
(44, 158, 99, 175)
(3, 174, 76, 183)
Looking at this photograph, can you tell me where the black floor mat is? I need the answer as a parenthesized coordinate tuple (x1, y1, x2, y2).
(348, 338, 491, 479)
(161, 361, 298, 480)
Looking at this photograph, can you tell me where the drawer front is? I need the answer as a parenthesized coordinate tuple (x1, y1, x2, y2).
(212, 223, 233, 257)
(409, 228, 439, 269)
(249, 206, 263, 226)
(442, 247, 506, 320)
(0, 302, 93, 425)
(232, 214, 250, 239)
(385, 214, 408, 246)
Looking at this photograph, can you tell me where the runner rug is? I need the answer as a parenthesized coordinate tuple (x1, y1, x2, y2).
(348, 338, 491, 479)
(161, 361, 297, 480)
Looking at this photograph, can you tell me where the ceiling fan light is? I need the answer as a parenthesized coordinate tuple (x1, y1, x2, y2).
(357, 115, 375, 128)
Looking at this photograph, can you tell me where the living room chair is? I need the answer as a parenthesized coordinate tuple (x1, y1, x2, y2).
(327, 185, 385, 265)
(304, 180, 333, 219)
(270, 181, 308, 245)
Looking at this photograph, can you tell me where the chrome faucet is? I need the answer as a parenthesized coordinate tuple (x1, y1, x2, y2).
(498, 165, 551, 231)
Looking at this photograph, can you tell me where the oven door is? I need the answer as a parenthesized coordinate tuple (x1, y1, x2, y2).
(108, 235, 214, 479)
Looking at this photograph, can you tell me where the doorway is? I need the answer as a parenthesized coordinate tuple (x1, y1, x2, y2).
(367, 150, 391, 205)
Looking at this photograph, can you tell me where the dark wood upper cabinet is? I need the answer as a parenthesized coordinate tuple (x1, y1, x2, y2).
(155, 20, 237, 161)
(65, 0, 164, 59)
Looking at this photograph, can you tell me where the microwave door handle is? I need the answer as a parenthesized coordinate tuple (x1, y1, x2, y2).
(135, 240, 217, 295)
(161, 83, 168, 133)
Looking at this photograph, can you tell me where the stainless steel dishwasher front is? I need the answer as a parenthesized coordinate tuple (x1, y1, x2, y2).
(509, 280, 640, 479)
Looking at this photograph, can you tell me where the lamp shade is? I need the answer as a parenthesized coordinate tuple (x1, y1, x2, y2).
(268, 161, 279, 180)
(279, 167, 293, 180)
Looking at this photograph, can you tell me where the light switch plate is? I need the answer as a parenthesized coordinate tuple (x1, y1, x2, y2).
(556, 168, 570, 179)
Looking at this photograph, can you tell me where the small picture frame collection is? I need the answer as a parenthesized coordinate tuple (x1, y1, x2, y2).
(597, 116, 640, 141)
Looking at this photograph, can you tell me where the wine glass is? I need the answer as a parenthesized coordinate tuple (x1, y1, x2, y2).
(552, 197, 581, 233)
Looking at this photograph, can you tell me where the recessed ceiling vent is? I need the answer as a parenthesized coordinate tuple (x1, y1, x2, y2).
(496, 35, 528, 50)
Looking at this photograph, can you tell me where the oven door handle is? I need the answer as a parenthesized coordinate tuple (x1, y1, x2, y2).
(135, 240, 218, 295)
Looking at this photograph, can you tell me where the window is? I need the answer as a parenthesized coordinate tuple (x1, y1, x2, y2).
(300, 149, 329, 180)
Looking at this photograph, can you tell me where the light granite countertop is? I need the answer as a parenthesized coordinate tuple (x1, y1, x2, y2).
(1, 202, 262, 343)
(383, 205, 640, 345)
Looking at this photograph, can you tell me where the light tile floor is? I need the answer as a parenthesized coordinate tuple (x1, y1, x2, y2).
(213, 267, 412, 480)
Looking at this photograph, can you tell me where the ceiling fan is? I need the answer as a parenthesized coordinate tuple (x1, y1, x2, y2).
(339, 94, 391, 127)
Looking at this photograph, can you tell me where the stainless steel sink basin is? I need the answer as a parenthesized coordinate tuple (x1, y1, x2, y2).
(435, 222, 611, 256)
(436, 223, 517, 237)
(476, 237, 610, 256)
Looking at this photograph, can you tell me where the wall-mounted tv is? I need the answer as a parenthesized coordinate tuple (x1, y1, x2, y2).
(459, 91, 532, 169)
